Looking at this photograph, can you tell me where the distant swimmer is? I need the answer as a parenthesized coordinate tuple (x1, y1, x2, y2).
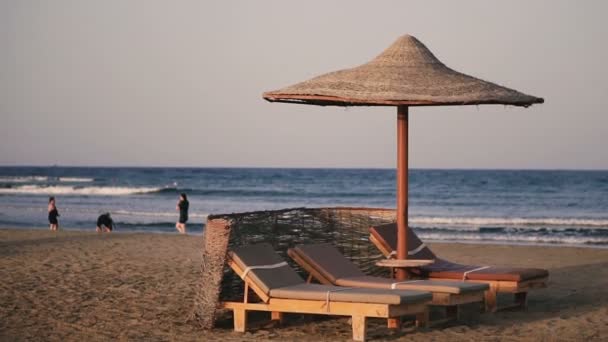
(175, 193, 189, 234)
(48, 196, 59, 231)
(96, 213, 115, 233)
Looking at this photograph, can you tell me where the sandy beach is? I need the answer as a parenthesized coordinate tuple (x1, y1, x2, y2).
(1, 228, 607, 341)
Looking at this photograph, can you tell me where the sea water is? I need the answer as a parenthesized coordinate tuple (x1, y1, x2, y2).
(0, 166, 607, 247)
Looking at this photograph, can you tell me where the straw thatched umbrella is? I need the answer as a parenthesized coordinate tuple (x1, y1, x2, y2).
(263, 34, 543, 280)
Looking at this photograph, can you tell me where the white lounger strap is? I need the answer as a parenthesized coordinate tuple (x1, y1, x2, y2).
(409, 243, 427, 256)
(325, 287, 354, 312)
(462, 266, 491, 281)
(390, 280, 423, 290)
(241, 261, 288, 280)
(386, 243, 426, 259)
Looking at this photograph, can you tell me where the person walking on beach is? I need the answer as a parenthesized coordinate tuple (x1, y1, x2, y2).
(175, 193, 189, 234)
(96, 212, 115, 233)
(48, 196, 59, 231)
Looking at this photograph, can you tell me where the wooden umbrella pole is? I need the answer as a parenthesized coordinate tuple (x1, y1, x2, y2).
(396, 106, 409, 281)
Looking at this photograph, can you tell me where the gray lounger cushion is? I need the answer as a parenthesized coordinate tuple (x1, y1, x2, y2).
(230, 243, 304, 295)
(230, 243, 432, 305)
(335, 276, 488, 294)
(370, 224, 549, 282)
(293, 243, 489, 294)
(270, 283, 431, 305)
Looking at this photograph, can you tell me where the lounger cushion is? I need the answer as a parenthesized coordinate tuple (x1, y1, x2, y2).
(370, 223, 436, 260)
(335, 276, 489, 294)
(417, 259, 549, 282)
(230, 243, 304, 295)
(292, 244, 365, 283)
(370, 224, 549, 282)
(292, 243, 488, 294)
(270, 283, 431, 305)
(231, 243, 433, 306)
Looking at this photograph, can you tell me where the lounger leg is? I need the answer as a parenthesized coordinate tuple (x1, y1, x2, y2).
(446, 305, 459, 320)
(233, 309, 247, 332)
(514, 292, 528, 309)
(484, 286, 498, 313)
(387, 318, 400, 329)
(271, 311, 284, 324)
(415, 307, 430, 328)
(351, 315, 367, 342)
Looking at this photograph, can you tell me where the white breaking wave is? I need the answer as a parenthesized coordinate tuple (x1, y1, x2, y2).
(419, 232, 608, 245)
(112, 210, 209, 219)
(0, 176, 48, 183)
(58, 177, 94, 182)
(0, 185, 160, 196)
(0, 176, 93, 183)
(410, 216, 608, 228)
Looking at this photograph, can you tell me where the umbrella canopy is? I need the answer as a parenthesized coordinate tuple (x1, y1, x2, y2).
(263, 35, 543, 107)
(262, 34, 543, 281)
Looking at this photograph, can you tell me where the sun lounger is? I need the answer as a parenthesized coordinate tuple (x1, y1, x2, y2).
(369, 223, 549, 312)
(288, 243, 489, 323)
(220, 243, 433, 341)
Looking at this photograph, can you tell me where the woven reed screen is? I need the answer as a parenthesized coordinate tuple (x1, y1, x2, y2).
(192, 207, 397, 329)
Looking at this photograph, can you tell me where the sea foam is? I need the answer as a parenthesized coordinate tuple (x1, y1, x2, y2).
(0, 185, 160, 196)
(410, 216, 608, 228)
(0, 176, 48, 183)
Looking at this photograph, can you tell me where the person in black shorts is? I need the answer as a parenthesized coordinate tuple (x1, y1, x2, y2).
(48, 196, 59, 231)
(96, 213, 115, 233)
(175, 193, 189, 234)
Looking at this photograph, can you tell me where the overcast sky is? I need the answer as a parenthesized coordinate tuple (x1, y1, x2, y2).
(1, 1, 607, 169)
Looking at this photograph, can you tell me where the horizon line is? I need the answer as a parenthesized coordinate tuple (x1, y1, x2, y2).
(0, 164, 607, 172)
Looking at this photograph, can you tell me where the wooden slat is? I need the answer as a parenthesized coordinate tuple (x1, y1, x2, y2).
(431, 291, 484, 306)
(233, 308, 247, 332)
(369, 234, 392, 257)
(428, 277, 548, 293)
(351, 315, 367, 342)
(221, 298, 428, 319)
(226, 256, 270, 303)
(394, 282, 477, 294)
(485, 283, 498, 312)
(388, 302, 428, 317)
(387, 318, 400, 329)
(270, 311, 284, 323)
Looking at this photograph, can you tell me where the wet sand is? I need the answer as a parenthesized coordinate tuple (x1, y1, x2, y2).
(1, 228, 607, 341)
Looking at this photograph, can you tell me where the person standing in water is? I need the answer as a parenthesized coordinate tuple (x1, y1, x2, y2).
(175, 193, 189, 234)
(96, 212, 115, 233)
(48, 196, 59, 231)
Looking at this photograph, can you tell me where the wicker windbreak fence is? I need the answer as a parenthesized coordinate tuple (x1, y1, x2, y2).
(191, 207, 397, 329)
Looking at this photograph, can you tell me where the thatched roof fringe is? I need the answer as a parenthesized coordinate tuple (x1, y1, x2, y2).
(263, 35, 543, 107)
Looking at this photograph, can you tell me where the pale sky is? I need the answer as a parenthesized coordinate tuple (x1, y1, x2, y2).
(1, 1, 607, 169)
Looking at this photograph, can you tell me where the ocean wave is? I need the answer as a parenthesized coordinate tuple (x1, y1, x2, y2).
(418, 231, 608, 246)
(113, 221, 190, 228)
(76, 220, 206, 232)
(412, 226, 608, 237)
(153, 187, 393, 198)
(0, 176, 94, 183)
(410, 216, 608, 228)
(112, 210, 208, 219)
(0, 185, 161, 196)
(58, 177, 94, 182)
(0, 176, 48, 183)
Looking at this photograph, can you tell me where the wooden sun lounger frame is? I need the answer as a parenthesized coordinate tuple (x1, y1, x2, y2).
(220, 253, 430, 341)
(287, 248, 485, 325)
(369, 233, 548, 313)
